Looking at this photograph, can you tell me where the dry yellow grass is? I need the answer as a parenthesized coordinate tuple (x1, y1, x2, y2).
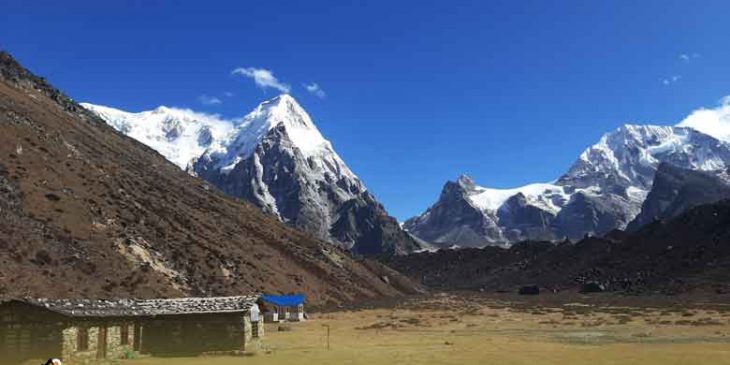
(126, 294, 730, 365)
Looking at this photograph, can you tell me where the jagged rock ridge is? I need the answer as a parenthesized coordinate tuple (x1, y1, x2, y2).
(626, 163, 730, 231)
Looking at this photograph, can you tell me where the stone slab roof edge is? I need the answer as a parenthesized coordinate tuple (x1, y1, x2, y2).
(12, 294, 261, 318)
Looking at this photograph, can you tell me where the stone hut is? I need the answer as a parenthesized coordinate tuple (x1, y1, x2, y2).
(260, 294, 305, 323)
(0, 295, 262, 364)
(518, 285, 540, 295)
(579, 282, 606, 293)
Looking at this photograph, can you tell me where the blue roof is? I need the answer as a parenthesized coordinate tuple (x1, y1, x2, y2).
(261, 294, 305, 307)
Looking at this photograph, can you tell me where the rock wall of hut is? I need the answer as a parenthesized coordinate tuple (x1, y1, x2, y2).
(1, 300, 263, 364)
(0, 302, 64, 364)
(141, 313, 252, 355)
(61, 323, 134, 363)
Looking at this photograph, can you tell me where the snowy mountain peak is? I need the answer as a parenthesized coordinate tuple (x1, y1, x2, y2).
(456, 174, 476, 189)
(407, 120, 730, 248)
(204, 94, 333, 171)
(561, 123, 729, 191)
(189, 95, 417, 254)
(249, 93, 320, 135)
(262, 93, 299, 108)
(153, 105, 170, 114)
(80, 102, 233, 169)
(85, 96, 417, 255)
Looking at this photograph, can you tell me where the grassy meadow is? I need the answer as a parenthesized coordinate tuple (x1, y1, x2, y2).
(109, 293, 730, 365)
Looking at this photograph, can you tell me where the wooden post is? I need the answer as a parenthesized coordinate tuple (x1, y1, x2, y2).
(96, 325, 108, 359)
(133, 322, 142, 352)
(322, 324, 330, 350)
(241, 314, 250, 352)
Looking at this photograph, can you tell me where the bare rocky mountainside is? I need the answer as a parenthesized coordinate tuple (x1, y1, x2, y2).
(0, 51, 419, 303)
(389, 196, 730, 294)
(625, 163, 730, 231)
(83, 95, 419, 256)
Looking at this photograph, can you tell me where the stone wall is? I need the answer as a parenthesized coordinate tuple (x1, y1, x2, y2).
(0, 301, 262, 363)
(252, 320, 264, 338)
(106, 324, 135, 359)
(242, 312, 266, 352)
(142, 313, 248, 356)
(243, 312, 252, 344)
(0, 301, 65, 364)
(61, 323, 135, 363)
(61, 326, 98, 362)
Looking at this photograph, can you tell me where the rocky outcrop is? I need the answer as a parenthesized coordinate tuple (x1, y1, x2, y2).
(403, 176, 504, 247)
(626, 163, 730, 231)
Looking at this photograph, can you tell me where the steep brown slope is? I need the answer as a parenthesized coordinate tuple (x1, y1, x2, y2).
(0, 51, 418, 304)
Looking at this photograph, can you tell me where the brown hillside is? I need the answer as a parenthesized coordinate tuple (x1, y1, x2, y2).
(0, 51, 419, 304)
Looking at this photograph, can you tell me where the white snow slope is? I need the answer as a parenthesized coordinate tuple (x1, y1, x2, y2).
(201, 94, 359, 182)
(80, 103, 234, 169)
(83, 95, 359, 184)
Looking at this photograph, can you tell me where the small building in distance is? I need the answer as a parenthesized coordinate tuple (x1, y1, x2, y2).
(0, 295, 263, 365)
(518, 285, 540, 295)
(259, 294, 305, 323)
(579, 282, 606, 293)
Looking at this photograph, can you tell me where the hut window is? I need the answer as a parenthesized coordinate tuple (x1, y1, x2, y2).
(120, 324, 129, 345)
(77, 327, 89, 351)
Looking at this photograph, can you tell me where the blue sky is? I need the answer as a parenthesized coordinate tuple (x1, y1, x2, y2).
(3, 0, 730, 220)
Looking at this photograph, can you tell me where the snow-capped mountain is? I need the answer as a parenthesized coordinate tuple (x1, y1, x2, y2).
(80, 103, 233, 169)
(85, 95, 419, 255)
(557, 125, 730, 190)
(192, 95, 418, 255)
(192, 94, 361, 218)
(405, 124, 730, 248)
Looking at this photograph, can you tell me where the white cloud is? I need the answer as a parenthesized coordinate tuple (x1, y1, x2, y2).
(721, 95, 730, 106)
(223, 91, 234, 97)
(232, 67, 291, 93)
(198, 94, 222, 105)
(661, 75, 681, 86)
(676, 95, 730, 141)
(679, 53, 701, 62)
(304, 82, 326, 98)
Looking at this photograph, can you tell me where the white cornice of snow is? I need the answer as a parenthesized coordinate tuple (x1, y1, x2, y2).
(81, 102, 234, 169)
(466, 182, 568, 214)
